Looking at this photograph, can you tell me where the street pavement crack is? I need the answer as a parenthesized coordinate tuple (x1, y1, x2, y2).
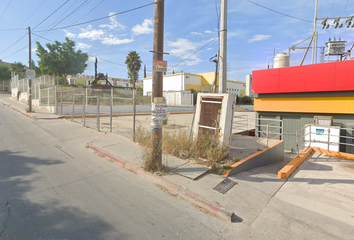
(0, 201, 11, 238)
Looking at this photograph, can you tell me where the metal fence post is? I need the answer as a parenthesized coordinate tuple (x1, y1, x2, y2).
(328, 128, 331, 150)
(54, 86, 58, 114)
(309, 125, 312, 147)
(60, 91, 63, 115)
(266, 124, 269, 148)
(97, 97, 100, 132)
(47, 87, 50, 107)
(296, 131, 299, 157)
(110, 88, 113, 133)
(85, 87, 88, 106)
(133, 89, 136, 141)
(82, 93, 86, 126)
(39, 86, 41, 106)
(71, 90, 76, 121)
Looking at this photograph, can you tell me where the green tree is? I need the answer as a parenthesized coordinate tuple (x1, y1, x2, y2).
(172, 70, 175, 74)
(36, 38, 88, 79)
(144, 64, 146, 78)
(0, 65, 11, 80)
(125, 51, 142, 89)
(31, 60, 41, 75)
(11, 61, 26, 78)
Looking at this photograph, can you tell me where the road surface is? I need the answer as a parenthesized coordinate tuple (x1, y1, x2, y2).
(0, 102, 232, 240)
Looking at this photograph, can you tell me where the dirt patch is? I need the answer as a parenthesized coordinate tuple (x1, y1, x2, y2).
(340, 162, 354, 171)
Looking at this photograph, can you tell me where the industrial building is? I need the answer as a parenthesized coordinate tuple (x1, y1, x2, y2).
(143, 72, 245, 97)
(252, 59, 354, 153)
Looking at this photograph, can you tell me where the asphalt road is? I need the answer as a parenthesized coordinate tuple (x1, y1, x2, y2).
(0, 103, 231, 240)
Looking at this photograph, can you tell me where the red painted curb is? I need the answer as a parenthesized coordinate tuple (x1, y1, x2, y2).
(88, 138, 236, 222)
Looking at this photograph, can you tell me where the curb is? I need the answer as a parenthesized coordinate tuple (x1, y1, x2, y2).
(87, 137, 237, 222)
(0, 100, 65, 120)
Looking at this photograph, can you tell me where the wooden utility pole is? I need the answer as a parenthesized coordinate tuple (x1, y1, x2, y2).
(151, 0, 164, 170)
(28, 26, 32, 113)
(219, 0, 227, 93)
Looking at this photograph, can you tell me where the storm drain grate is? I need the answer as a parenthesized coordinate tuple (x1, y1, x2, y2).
(213, 178, 237, 194)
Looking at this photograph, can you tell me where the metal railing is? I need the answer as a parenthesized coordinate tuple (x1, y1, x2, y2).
(294, 124, 354, 157)
(233, 115, 283, 147)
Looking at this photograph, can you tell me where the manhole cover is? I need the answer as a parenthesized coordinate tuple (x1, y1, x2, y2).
(213, 178, 237, 194)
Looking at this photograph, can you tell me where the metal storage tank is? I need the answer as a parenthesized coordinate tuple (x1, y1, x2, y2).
(273, 53, 290, 68)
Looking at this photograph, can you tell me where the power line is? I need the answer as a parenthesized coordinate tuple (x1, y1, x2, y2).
(245, 0, 313, 23)
(0, 0, 12, 23)
(92, 56, 126, 67)
(170, 36, 219, 71)
(34, 1, 156, 32)
(33, 0, 70, 30)
(73, 0, 104, 24)
(0, 32, 27, 55)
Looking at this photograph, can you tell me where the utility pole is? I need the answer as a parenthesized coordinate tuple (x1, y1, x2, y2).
(312, 0, 318, 64)
(151, 0, 164, 170)
(28, 26, 32, 113)
(219, 0, 227, 93)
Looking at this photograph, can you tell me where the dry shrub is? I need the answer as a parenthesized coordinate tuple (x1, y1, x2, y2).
(136, 126, 228, 173)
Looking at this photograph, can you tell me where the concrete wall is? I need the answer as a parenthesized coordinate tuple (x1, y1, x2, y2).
(227, 141, 284, 176)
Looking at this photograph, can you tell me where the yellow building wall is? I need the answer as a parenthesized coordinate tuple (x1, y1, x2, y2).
(185, 84, 202, 91)
(197, 72, 218, 86)
(254, 96, 354, 114)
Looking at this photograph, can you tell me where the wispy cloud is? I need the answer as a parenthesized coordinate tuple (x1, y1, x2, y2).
(132, 19, 153, 35)
(167, 38, 202, 66)
(247, 34, 271, 43)
(77, 43, 92, 49)
(101, 37, 133, 45)
(99, 12, 125, 30)
(63, 29, 76, 38)
(190, 32, 203, 35)
(78, 25, 104, 41)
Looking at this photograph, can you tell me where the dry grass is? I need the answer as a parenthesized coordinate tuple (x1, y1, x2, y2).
(136, 126, 229, 173)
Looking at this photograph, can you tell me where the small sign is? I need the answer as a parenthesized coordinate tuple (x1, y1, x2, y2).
(154, 97, 164, 103)
(316, 128, 325, 135)
(151, 102, 167, 120)
(26, 69, 35, 80)
(155, 60, 167, 72)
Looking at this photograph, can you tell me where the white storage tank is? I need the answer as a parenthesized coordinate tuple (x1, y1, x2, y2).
(273, 53, 290, 68)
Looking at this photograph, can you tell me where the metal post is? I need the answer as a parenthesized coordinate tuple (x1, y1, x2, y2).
(110, 88, 113, 133)
(97, 97, 100, 132)
(328, 128, 331, 150)
(133, 89, 136, 141)
(266, 124, 269, 148)
(54, 86, 58, 114)
(85, 87, 88, 106)
(312, 0, 318, 64)
(47, 88, 49, 107)
(82, 94, 86, 126)
(71, 90, 75, 121)
(280, 121, 283, 140)
(60, 91, 63, 115)
(296, 131, 299, 158)
(309, 125, 312, 147)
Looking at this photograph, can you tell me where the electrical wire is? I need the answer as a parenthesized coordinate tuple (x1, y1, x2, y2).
(34, 1, 156, 32)
(0, 32, 27, 55)
(72, 0, 104, 24)
(244, 0, 312, 23)
(0, 0, 12, 23)
(33, 0, 70, 30)
(170, 36, 219, 72)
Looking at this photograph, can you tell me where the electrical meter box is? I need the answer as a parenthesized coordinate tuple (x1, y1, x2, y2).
(192, 93, 236, 147)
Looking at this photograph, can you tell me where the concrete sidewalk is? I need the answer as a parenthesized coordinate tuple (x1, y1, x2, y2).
(0, 93, 63, 119)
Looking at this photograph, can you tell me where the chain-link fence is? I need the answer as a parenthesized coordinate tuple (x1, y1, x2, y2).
(52, 87, 196, 140)
(0, 80, 10, 92)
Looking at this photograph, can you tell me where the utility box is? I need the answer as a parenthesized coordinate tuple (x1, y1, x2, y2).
(305, 125, 340, 151)
(192, 93, 236, 147)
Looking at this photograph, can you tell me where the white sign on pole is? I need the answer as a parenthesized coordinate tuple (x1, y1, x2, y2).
(151, 102, 167, 120)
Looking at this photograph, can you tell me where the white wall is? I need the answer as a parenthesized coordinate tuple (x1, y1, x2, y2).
(227, 81, 246, 96)
(143, 75, 184, 96)
(184, 74, 202, 87)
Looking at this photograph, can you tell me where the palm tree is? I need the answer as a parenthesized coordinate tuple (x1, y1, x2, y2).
(125, 51, 142, 90)
(11, 61, 26, 78)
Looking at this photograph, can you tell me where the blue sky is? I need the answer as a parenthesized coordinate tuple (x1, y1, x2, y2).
(1, 0, 354, 82)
